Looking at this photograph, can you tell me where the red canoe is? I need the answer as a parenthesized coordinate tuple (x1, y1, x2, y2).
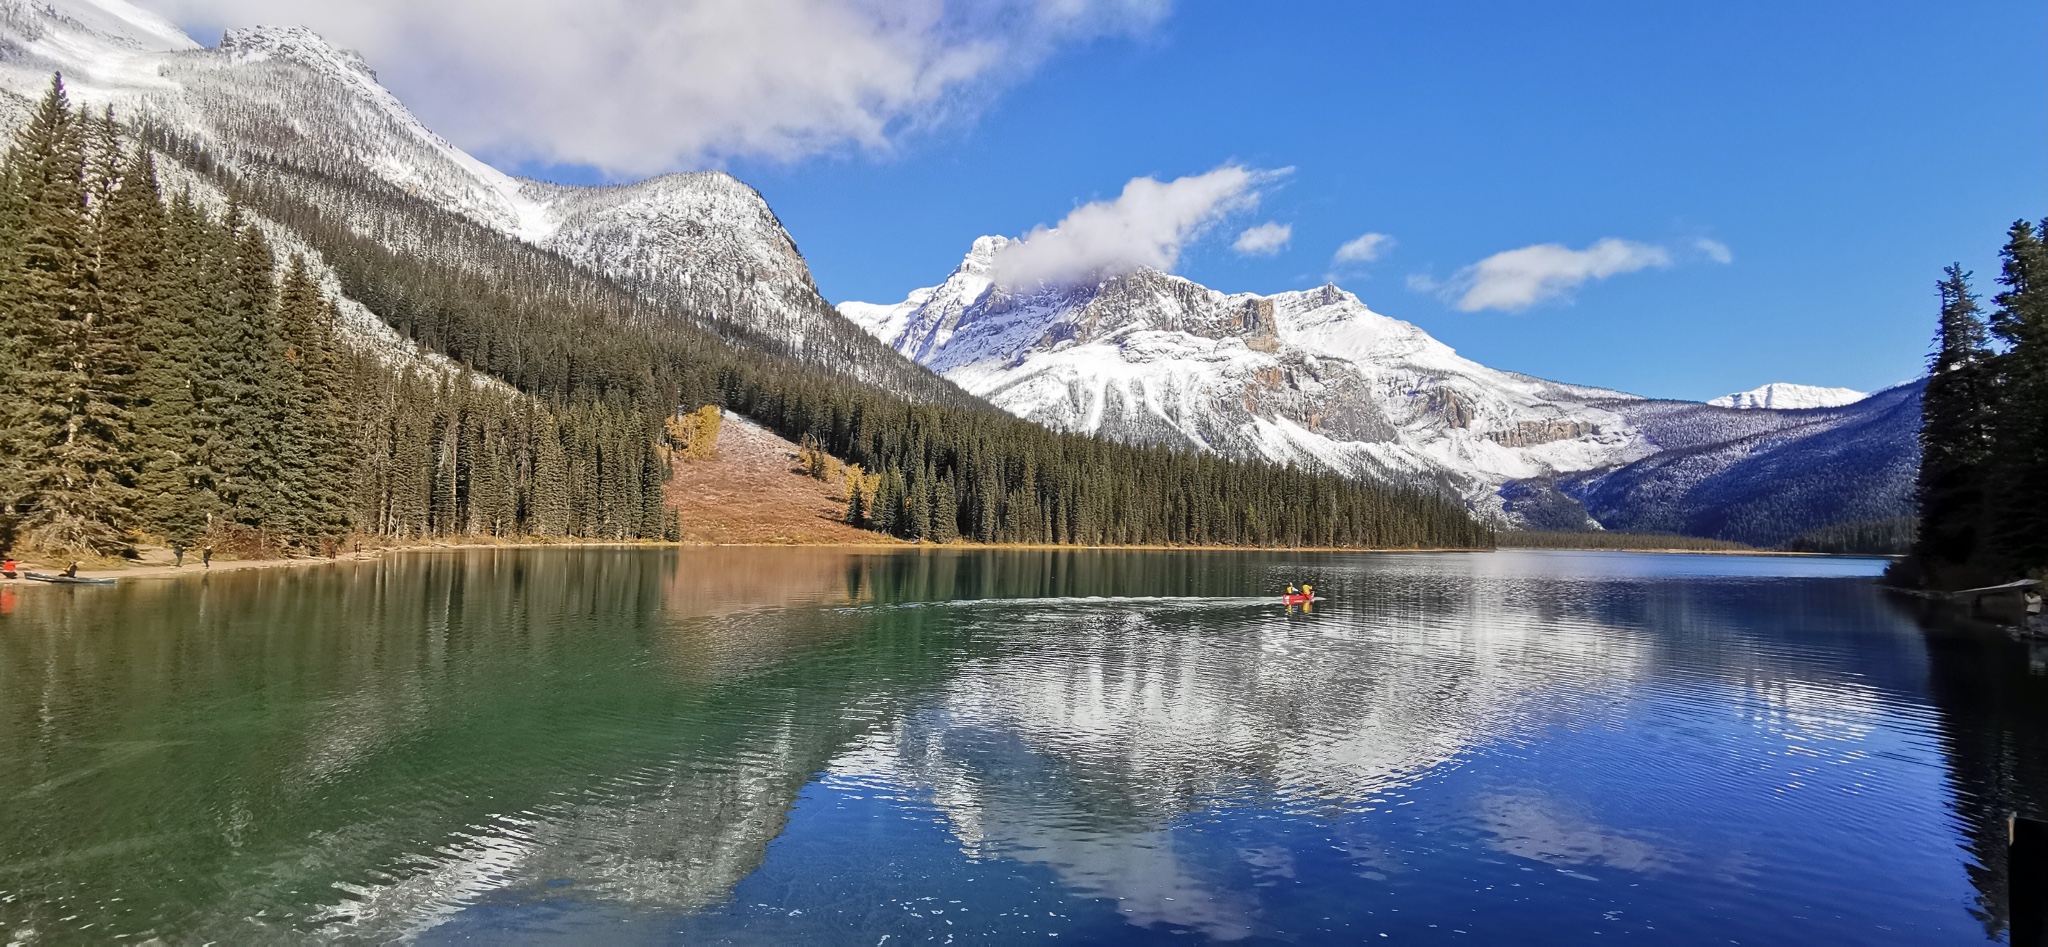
(1281, 593, 1315, 605)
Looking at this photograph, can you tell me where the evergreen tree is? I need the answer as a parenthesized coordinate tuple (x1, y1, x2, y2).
(1, 75, 139, 553)
(931, 473, 959, 542)
(120, 155, 207, 545)
(529, 411, 571, 536)
(1910, 265, 1994, 576)
(220, 219, 286, 535)
(277, 255, 352, 544)
(1985, 219, 2048, 571)
(845, 477, 867, 527)
(873, 469, 902, 536)
(149, 191, 230, 540)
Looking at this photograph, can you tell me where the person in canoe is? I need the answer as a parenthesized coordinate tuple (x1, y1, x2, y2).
(63, 561, 80, 578)
(1283, 584, 1315, 604)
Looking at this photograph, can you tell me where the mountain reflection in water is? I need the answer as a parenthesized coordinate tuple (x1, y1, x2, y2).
(0, 548, 2038, 944)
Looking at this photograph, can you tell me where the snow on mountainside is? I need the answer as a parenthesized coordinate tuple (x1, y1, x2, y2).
(843, 238, 1921, 541)
(843, 237, 1659, 524)
(0, 0, 960, 402)
(1551, 383, 1920, 546)
(1708, 383, 1866, 410)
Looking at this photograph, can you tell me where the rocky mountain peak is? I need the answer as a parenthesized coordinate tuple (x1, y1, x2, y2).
(217, 25, 378, 80)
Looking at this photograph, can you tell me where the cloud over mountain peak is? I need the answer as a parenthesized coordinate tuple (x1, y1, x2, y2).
(138, 0, 1171, 175)
(991, 164, 1283, 289)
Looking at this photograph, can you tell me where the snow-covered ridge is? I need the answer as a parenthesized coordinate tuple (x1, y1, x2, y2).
(1708, 383, 1866, 410)
(0, 0, 194, 53)
(843, 239, 1666, 524)
(843, 238, 1913, 532)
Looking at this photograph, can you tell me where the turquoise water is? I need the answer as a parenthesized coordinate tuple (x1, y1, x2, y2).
(0, 548, 2040, 943)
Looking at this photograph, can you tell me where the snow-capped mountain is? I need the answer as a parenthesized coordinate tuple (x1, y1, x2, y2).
(843, 238, 1919, 541)
(0, 0, 962, 403)
(1708, 383, 1866, 410)
(843, 237, 1658, 523)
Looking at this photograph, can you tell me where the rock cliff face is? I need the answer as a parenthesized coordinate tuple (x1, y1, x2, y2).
(0, 0, 965, 403)
(844, 238, 1921, 543)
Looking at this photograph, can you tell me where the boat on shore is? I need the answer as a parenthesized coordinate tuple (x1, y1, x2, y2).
(22, 572, 117, 586)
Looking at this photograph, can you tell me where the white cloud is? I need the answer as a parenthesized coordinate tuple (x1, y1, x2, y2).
(1332, 232, 1393, 264)
(994, 164, 1280, 288)
(1442, 238, 1673, 312)
(1232, 222, 1291, 257)
(139, 0, 1171, 175)
(1693, 237, 1733, 264)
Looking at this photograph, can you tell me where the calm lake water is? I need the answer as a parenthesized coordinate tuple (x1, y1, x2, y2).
(2, 548, 2044, 944)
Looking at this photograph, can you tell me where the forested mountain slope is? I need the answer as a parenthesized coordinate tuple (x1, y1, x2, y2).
(0, 2, 1492, 555)
(0, 0, 968, 405)
(198, 142, 1487, 549)
(1533, 385, 1921, 547)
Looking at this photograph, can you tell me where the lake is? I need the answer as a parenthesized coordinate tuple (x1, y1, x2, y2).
(1, 548, 2042, 944)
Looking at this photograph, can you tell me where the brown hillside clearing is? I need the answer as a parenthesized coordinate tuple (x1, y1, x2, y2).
(665, 412, 899, 546)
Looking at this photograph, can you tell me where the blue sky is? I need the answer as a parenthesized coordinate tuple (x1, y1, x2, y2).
(156, 0, 2048, 401)
(702, 1, 2044, 400)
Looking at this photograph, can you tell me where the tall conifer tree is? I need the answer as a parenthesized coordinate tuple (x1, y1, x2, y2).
(276, 255, 353, 545)
(99, 149, 202, 547)
(1911, 265, 1994, 576)
(4, 76, 139, 553)
(218, 218, 283, 534)
(1986, 220, 2048, 571)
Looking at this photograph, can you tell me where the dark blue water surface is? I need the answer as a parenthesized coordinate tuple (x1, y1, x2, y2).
(2, 548, 2043, 944)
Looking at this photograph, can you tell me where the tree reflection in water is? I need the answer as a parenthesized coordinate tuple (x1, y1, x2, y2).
(0, 548, 2040, 944)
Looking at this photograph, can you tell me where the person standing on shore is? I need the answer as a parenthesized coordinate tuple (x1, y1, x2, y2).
(202, 545, 213, 568)
(172, 543, 185, 568)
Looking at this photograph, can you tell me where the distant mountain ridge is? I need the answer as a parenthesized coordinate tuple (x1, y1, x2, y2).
(843, 238, 1920, 546)
(1516, 384, 1921, 545)
(1708, 382, 1867, 410)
